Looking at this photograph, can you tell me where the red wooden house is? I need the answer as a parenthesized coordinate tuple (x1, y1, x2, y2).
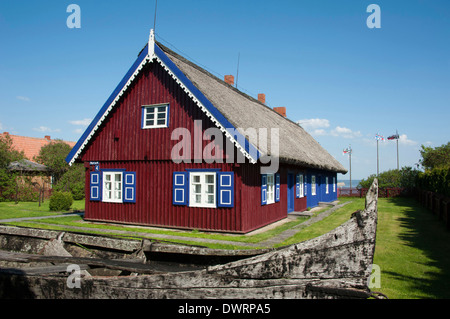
(66, 31, 347, 233)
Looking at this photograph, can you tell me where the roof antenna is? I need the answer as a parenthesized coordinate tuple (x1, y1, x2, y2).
(153, 0, 158, 32)
(236, 52, 240, 89)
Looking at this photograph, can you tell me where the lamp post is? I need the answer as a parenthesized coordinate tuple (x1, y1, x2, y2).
(343, 145, 352, 195)
(388, 130, 400, 170)
(375, 134, 385, 176)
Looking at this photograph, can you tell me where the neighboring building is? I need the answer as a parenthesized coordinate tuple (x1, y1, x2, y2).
(3, 132, 76, 161)
(2, 132, 76, 199)
(66, 31, 347, 233)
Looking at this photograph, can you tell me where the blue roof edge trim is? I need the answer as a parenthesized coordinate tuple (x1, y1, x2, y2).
(65, 44, 150, 164)
(154, 44, 261, 161)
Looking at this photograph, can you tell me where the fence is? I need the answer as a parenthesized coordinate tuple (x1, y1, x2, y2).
(338, 187, 405, 198)
(415, 189, 450, 230)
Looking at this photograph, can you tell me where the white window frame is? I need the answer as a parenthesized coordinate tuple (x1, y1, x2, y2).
(326, 177, 329, 194)
(266, 173, 275, 204)
(311, 175, 316, 196)
(298, 174, 304, 198)
(189, 172, 216, 208)
(102, 171, 123, 203)
(333, 177, 336, 192)
(142, 104, 169, 129)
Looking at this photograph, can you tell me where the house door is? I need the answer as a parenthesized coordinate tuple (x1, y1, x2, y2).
(287, 173, 295, 213)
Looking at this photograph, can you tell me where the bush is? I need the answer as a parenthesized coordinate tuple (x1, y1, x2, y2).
(49, 191, 73, 211)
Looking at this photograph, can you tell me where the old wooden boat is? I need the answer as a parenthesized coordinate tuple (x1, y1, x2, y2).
(0, 180, 380, 299)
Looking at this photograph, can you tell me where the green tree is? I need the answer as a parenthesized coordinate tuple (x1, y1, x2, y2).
(54, 163, 85, 200)
(0, 134, 24, 169)
(34, 140, 72, 185)
(419, 142, 450, 171)
(358, 167, 420, 190)
(0, 134, 24, 201)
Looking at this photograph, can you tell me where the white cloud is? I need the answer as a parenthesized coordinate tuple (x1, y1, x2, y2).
(73, 128, 83, 134)
(69, 118, 91, 126)
(331, 126, 362, 139)
(298, 118, 362, 139)
(297, 118, 330, 130)
(398, 134, 417, 146)
(33, 126, 61, 133)
(312, 129, 328, 136)
(16, 96, 31, 102)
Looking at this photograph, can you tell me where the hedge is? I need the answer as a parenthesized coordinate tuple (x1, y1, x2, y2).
(417, 167, 450, 198)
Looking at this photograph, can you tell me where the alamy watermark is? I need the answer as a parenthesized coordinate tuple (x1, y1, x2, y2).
(66, 4, 81, 29)
(66, 264, 81, 289)
(368, 264, 381, 289)
(366, 4, 381, 29)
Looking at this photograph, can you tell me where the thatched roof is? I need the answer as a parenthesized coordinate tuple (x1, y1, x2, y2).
(66, 34, 347, 174)
(158, 42, 347, 174)
(8, 159, 49, 173)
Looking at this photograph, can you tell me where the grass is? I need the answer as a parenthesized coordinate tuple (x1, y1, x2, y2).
(1, 197, 450, 298)
(373, 197, 450, 299)
(0, 200, 85, 219)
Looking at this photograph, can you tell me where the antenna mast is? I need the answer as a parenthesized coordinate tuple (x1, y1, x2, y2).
(153, 0, 158, 32)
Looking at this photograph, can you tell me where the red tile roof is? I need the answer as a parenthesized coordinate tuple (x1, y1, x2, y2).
(2, 132, 76, 161)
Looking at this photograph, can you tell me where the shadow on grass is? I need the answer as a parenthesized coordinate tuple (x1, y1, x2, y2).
(385, 197, 450, 298)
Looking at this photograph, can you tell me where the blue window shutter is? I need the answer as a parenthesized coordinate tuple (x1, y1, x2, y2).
(90, 171, 101, 201)
(275, 173, 280, 202)
(261, 174, 267, 205)
(217, 172, 234, 208)
(123, 172, 136, 203)
(173, 172, 188, 205)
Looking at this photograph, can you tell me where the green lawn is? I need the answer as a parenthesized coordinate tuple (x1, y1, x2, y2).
(0, 200, 85, 219)
(373, 197, 450, 299)
(1, 197, 450, 298)
(273, 197, 450, 299)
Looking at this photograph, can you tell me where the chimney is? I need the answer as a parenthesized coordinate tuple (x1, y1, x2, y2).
(258, 93, 266, 104)
(224, 75, 234, 86)
(273, 107, 287, 117)
(44, 135, 51, 141)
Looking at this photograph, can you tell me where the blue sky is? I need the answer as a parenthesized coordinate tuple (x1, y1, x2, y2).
(0, 0, 449, 180)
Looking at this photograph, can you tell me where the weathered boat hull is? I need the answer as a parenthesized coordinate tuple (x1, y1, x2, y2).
(0, 180, 379, 299)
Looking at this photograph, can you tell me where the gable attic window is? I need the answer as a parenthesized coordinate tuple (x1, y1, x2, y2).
(142, 104, 169, 129)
